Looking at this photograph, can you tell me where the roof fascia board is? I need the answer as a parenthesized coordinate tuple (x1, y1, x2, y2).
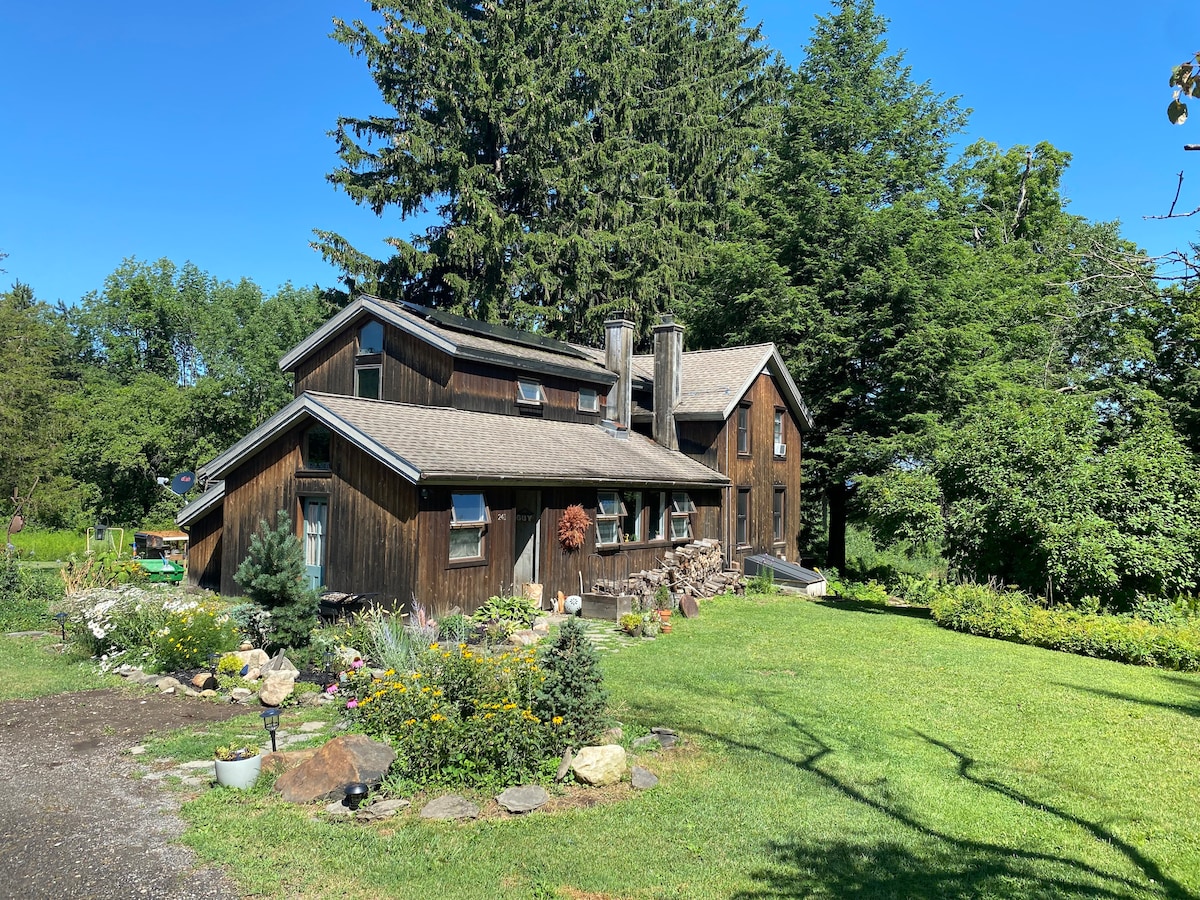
(420, 473, 728, 487)
(176, 481, 225, 526)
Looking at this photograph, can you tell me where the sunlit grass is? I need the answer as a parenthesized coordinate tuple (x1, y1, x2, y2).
(0, 635, 121, 701)
(174, 594, 1200, 899)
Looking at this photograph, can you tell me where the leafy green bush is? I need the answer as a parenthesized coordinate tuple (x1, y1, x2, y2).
(233, 511, 319, 650)
(437, 613, 473, 643)
(71, 588, 173, 670)
(149, 600, 239, 671)
(472, 594, 539, 628)
(929, 582, 1200, 671)
(0, 558, 64, 631)
(745, 569, 777, 595)
(532, 616, 609, 749)
(347, 642, 556, 790)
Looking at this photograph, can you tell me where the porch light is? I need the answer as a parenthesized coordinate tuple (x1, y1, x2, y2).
(260, 708, 281, 753)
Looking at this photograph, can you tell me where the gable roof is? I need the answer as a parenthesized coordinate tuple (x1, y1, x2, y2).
(633, 344, 814, 429)
(176, 479, 225, 526)
(200, 392, 728, 489)
(279, 295, 617, 386)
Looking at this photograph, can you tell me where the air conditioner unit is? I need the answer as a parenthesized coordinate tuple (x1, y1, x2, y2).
(774, 442, 787, 458)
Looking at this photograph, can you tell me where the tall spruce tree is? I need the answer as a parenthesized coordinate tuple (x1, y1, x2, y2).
(316, 0, 781, 341)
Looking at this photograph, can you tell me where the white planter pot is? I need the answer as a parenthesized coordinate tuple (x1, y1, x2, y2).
(214, 754, 262, 789)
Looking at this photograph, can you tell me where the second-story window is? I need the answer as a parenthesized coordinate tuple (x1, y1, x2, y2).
(355, 366, 381, 400)
(774, 409, 786, 458)
(358, 320, 384, 355)
(737, 405, 751, 455)
(517, 379, 546, 406)
(578, 387, 600, 413)
(304, 427, 331, 471)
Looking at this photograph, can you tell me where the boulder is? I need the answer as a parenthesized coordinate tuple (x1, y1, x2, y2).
(262, 748, 318, 774)
(230, 688, 254, 702)
(496, 785, 549, 814)
(259, 672, 295, 706)
(631, 765, 659, 790)
(509, 630, 540, 647)
(273, 734, 396, 804)
(420, 795, 479, 820)
(154, 677, 183, 693)
(191, 673, 217, 691)
(261, 653, 300, 677)
(571, 744, 626, 786)
(232, 648, 269, 670)
(531, 618, 551, 634)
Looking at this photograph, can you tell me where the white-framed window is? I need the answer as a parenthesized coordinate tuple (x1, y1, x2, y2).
(773, 487, 786, 543)
(517, 379, 546, 405)
(622, 491, 643, 542)
(774, 409, 786, 457)
(670, 492, 694, 541)
(355, 365, 381, 399)
(304, 427, 331, 470)
(737, 405, 751, 455)
(646, 491, 667, 541)
(449, 492, 489, 561)
(596, 490, 625, 545)
(358, 320, 384, 355)
(736, 488, 751, 546)
(578, 387, 600, 413)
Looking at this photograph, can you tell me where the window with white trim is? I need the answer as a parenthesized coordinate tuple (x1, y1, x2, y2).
(737, 405, 751, 455)
(449, 492, 489, 561)
(596, 490, 625, 545)
(670, 492, 695, 541)
(578, 387, 600, 413)
(517, 380, 546, 405)
(773, 487, 786, 543)
(736, 488, 751, 546)
(774, 409, 786, 457)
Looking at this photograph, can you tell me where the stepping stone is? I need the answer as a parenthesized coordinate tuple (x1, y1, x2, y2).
(357, 798, 411, 821)
(420, 795, 479, 820)
(299, 721, 326, 732)
(496, 785, 549, 814)
(631, 765, 658, 790)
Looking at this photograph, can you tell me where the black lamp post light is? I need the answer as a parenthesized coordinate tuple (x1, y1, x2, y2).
(260, 708, 281, 753)
(344, 782, 369, 811)
(53, 612, 67, 643)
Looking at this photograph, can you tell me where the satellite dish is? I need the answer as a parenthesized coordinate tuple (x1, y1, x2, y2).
(170, 471, 196, 495)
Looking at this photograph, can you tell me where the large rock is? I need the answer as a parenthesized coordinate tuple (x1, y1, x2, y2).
(496, 785, 549, 813)
(259, 672, 295, 706)
(420, 795, 479, 820)
(191, 673, 217, 690)
(232, 648, 269, 670)
(273, 734, 396, 804)
(261, 749, 318, 775)
(571, 744, 626, 786)
(261, 653, 300, 677)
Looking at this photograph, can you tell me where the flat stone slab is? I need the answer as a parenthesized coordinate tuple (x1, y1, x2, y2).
(420, 795, 480, 820)
(357, 798, 411, 821)
(496, 785, 549, 813)
(631, 765, 659, 790)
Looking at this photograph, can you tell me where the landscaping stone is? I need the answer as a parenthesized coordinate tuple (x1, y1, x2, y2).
(652, 730, 678, 749)
(510, 629, 540, 647)
(154, 677, 183, 693)
(199, 689, 218, 698)
(532, 618, 550, 634)
(230, 688, 254, 702)
(357, 798, 411, 821)
(259, 672, 295, 706)
(191, 673, 217, 690)
(260, 653, 300, 677)
(238, 641, 253, 651)
(299, 721, 327, 733)
(572, 744, 626, 786)
(631, 765, 659, 790)
(632, 735, 661, 750)
(336, 647, 362, 667)
(273, 734, 396, 804)
(232, 648, 269, 670)
(556, 747, 574, 782)
(599, 726, 624, 744)
(261, 748, 317, 774)
(420, 795, 479, 820)
(496, 785, 549, 813)
(324, 800, 354, 818)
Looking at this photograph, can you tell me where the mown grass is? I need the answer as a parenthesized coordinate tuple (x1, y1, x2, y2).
(0, 635, 122, 701)
(173, 595, 1200, 898)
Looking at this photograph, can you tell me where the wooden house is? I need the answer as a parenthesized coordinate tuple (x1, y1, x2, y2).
(178, 296, 813, 615)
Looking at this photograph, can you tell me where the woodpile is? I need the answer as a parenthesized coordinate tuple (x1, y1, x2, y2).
(591, 539, 744, 604)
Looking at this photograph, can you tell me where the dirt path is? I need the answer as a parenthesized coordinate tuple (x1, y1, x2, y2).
(0, 688, 250, 900)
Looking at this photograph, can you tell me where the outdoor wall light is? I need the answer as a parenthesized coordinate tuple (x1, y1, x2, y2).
(344, 782, 368, 811)
(53, 612, 67, 642)
(260, 708, 281, 753)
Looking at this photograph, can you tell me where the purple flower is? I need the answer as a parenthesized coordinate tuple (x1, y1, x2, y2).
(351, 658, 365, 670)
(346, 699, 358, 709)
(326, 684, 339, 694)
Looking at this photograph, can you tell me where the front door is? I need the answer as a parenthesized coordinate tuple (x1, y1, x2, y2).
(514, 490, 540, 589)
(302, 497, 328, 590)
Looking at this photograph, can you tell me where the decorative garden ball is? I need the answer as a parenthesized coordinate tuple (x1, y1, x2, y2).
(564, 594, 583, 615)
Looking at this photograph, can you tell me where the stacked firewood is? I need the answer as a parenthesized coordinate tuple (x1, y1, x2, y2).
(591, 539, 744, 602)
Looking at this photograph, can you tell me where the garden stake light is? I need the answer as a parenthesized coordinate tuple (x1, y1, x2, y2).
(323, 650, 335, 680)
(345, 782, 368, 810)
(208, 652, 220, 674)
(260, 708, 280, 753)
(53, 612, 67, 642)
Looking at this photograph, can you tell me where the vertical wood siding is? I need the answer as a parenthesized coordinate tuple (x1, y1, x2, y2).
(185, 507, 223, 591)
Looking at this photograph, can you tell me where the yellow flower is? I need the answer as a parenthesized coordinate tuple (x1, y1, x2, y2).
(552, 716, 564, 725)
(430, 713, 445, 723)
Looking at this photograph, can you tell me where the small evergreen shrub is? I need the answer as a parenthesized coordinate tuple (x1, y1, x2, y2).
(533, 616, 608, 748)
(233, 511, 319, 650)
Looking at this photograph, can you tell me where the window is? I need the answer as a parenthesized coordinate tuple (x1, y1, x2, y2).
(773, 487, 786, 543)
(670, 492, 694, 541)
(449, 492, 489, 560)
(358, 320, 384, 355)
(596, 490, 625, 545)
(578, 387, 600, 413)
(355, 365, 381, 400)
(774, 410, 786, 458)
(646, 491, 667, 542)
(517, 379, 546, 405)
(622, 491, 643, 542)
(304, 427, 331, 470)
(736, 488, 751, 546)
(737, 405, 751, 455)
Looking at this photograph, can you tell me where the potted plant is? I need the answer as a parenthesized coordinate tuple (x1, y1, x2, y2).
(640, 609, 661, 638)
(214, 743, 262, 789)
(654, 584, 676, 629)
(618, 612, 642, 636)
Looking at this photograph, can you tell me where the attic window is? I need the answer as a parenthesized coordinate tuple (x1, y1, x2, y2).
(578, 387, 600, 413)
(517, 380, 546, 406)
(358, 320, 384, 355)
(450, 492, 489, 561)
(596, 490, 626, 545)
(304, 427, 331, 471)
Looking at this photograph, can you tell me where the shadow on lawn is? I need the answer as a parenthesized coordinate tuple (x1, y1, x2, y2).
(1053, 676, 1200, 720)
(812, 597, 933, 619)
(674, 695, 1193, 900)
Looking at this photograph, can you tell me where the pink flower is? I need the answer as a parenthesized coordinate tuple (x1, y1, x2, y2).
(351, 658, 365, 670)
(326, 684, 339, 694)
(346, 699, 358, 709)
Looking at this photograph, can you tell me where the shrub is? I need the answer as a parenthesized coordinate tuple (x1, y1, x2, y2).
(746, 569, 776, 595)
(70, 587, 173, 670)
(532, 616, 608, 749)
(359, 609, 429, 673)
(472, 594, 540, 628)
(233, 511, 319, 650)
(437, 613, 473, 644)
(149, 600, 240, 672)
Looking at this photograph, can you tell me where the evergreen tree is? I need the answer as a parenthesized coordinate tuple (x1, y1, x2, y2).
(234, 511, 319, 650)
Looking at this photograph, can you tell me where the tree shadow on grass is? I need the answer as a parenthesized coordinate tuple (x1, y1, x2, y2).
(812, 598, 933, 620)
(1052, 679, 1200, 721)
(669, 694, 1193, 900)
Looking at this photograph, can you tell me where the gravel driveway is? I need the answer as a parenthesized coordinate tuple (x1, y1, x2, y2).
(0, 689, 248, 900)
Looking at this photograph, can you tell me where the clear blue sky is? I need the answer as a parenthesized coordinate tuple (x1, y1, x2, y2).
(0, 0, 1194, 306)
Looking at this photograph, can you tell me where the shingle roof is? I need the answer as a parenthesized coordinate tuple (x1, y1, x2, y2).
(202, 392, 728, 488)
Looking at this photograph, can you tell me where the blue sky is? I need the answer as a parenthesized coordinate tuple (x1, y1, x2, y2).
(0, 0, 1194, 305)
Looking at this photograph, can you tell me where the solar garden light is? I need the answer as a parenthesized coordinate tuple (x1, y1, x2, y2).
(53, 612, 67, 643)
(207, 652, 220, 674)
(323, 649, 336, 678)
(344, 782, 368, 811)
(260, 708, 281, 753)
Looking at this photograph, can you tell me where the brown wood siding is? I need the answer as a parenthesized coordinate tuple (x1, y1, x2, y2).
(185, 506, 223, 592)
(293, 329, 356, 396)
(417, 486, 517, 616)
(718, 373, 804, 566)
(451, 362, 607, 422)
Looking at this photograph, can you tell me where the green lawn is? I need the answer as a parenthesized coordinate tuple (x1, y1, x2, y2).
(0, 635, 122, 701)
(169, 596, 1200, 898)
